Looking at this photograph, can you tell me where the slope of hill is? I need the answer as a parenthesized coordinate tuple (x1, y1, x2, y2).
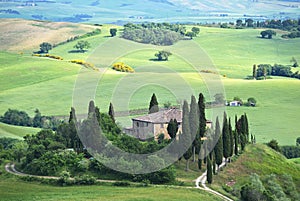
(0, 0, 299, 24)
(212, 144, 300, 199)
(0, 19, 96, 52)
(0, 122, 40, 139)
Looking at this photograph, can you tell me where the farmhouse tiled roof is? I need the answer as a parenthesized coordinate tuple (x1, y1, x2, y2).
(132, 108, 182, 124)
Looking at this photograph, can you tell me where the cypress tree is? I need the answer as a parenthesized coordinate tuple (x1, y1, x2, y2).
(222, 112, 231, 163)
(108, 102, 115, 123)
(207, 155, 213, 184)
(198, 93, 206, 168)
(190, 95, 199, 162)
(149, 93, 159, 114)
(214, 117, 223, 171)
(68, 107, 83, 153)
(229, 118, 234, 159)
(234, 115, 239, 155)
(167, 119, 178, 139)
(69, 107, 77, 123)
(244, 113, 249, 143)
(212, 151, 216, 175)
(253, 64, 257, 79)
(198, 93, 207, 138)
(95, 106, 101, 125)
(182, 100, 192, 171)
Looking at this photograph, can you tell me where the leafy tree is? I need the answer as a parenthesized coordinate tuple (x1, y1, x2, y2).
(182, 100, 192, 171)
(246, 18, 254, 27)
(191, 27, 200, 35)
(110, 28, 117, 37)
(2, 109, 32, 126)
(261, 30, 276, 39)
(167, 119, 178, 139)
(281, 174, 300, 201)
(158, 133, 165, 144)
(108, 102, 115, 123)
(39, 42, 52, 53)
(33, 109, 42, 128)
(74, 40, 90, 52)
(214, 117, 223, 171)
(185, 31, 196, 39)
(247, 97, 257, 107)
(241, 174, 269, 201)
(214, 93, 225, 104)
(264, 174, 288, 201)
(267, 139, 281, 152)
(122, 23, 183, 45)
(149, 93, 159, 114)
(297, 137, 300, 146)
(236, 19, 243, 27)
(291, 57, 299, 67)
(12, 141, 27, 162)
(207, 155, 213, 184)
(155, 50, 172, 61)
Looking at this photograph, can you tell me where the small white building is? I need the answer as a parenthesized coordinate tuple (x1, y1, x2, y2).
(229, 101, 242, 107)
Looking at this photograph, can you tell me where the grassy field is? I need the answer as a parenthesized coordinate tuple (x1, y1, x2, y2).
(289, 158, 300, 166)
(0, 169, 221, 201)
(0, 123, 40, 139)
(0, 23, 300, 145)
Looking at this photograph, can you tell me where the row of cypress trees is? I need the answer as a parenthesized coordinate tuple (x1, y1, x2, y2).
(179, 94, 250, 184)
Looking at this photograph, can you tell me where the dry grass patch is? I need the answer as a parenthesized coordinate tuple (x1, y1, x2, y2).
(0, 19, 96, 52)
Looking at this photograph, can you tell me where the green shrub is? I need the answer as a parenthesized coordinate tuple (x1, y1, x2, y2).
(57, 171, 73, 186)
(74, 174, 96, 185)
(113, 181, 131, 187)
(112, 62, 134, 73)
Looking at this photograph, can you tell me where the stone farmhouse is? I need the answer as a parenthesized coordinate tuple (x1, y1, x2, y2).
(124, 108, 212, 140)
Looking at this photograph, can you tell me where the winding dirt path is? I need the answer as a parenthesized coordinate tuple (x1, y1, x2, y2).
(195, 160, 234, 201)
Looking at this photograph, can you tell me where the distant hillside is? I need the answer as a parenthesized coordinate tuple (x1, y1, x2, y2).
(0, 122, 40, 139)
(0, 0, 299, 24)
(0, 19, 96, 52)
(213, 144, 300, 199)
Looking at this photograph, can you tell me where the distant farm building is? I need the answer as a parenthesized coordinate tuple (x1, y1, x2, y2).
(228, 101, 242, 107)
(124, 108, 212, 140)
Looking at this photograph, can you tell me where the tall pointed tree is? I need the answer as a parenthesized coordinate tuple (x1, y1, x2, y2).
(95, 106, 101, 125)
(222, 112, 231, 164)
(149, 93, 159, 114)
(182, 100, 192, 171)
(214, 117, 223, 171)
(207, 155, 213, 184)
(212, 150, 216, 175)
(198, 93, 206, 169)
(190, 95, 199, 162)
(253, 64, 257, 79)
(108, 102, 115, 123)
(167, 119, 178, 139)
(68, 107, 83, 153)
(88, 100, 96, 117)
(244, 113, 249, 143)
(228, 118, 234, 161)
(234, 115, 239, 155)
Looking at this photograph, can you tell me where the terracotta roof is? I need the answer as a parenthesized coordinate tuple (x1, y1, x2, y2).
(132, 108, 182, 124)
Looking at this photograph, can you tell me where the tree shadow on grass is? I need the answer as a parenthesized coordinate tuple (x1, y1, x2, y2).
(68, 50, 87, 53)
